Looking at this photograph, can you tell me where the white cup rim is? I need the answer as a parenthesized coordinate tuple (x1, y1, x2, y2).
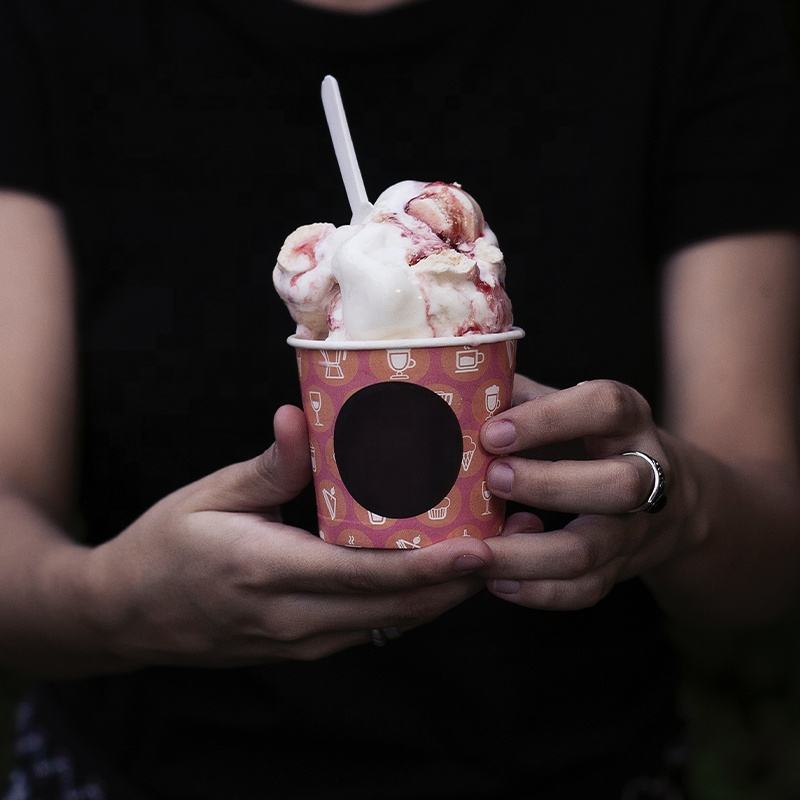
(288, 327, 525, 351)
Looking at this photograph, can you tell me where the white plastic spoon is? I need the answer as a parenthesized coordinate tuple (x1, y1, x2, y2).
(321, 75, 373, 224)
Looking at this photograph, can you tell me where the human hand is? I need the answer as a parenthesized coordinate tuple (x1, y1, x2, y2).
(85, 406, 492, 666)
(479, 376, 691, 610)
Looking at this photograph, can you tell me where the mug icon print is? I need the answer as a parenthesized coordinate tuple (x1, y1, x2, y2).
(320, 349, 347, 380)
(455, 347, 485, 373)
(387, 349, 417, 380)
(485, 384, 501, 417)
(367, 511, 386, 526)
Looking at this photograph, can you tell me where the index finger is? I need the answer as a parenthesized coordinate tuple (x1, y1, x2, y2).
(271, 527, 494, 594)
(482, 379, 651, 454)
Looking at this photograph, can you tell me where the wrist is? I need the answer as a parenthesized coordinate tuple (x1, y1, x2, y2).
(666, 433, 711, 556)
(643, 432, 719, 597)
(34, 540, 136, 673)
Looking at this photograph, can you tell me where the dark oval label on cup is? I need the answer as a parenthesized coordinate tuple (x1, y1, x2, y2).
(333, 382, 462, 520)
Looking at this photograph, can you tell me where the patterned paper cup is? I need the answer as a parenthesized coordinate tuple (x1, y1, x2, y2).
(290, 328, 525, 549)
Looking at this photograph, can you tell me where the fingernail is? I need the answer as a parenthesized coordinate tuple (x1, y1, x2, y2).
(453, 554, 486, 573)
(484, 420, 516, 448)
(487, 462, 514, 494)
(491, 579, 520, 594)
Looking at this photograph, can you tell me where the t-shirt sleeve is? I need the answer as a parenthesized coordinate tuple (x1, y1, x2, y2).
(0, 0, 59, 201)
(654, 0, 800, 259)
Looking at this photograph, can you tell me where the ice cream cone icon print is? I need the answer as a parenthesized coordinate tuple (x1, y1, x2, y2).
(387, 348, 416, 380)
(461, 436, 477, 471)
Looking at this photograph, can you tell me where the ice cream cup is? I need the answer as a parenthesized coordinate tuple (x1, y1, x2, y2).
(289, 327, 525, 549)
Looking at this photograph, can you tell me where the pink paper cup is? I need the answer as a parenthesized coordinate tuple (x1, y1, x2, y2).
(290, 328, 524, 549)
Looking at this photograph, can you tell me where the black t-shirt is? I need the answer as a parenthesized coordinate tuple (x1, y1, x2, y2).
(1, 1, 797, 798)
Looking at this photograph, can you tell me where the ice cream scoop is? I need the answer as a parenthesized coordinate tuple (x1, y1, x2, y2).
(273, 180, 512, 340)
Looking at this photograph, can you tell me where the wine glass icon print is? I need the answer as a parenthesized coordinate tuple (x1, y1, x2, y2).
(484, 385, 500, 417)
(309, 391, 323, 426)
(481, 481, 493, 515)
(387, 349, 416, 380)
(320, 349, 346, 379)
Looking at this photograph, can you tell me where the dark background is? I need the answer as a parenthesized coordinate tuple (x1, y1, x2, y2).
(1, 2, 799, 796)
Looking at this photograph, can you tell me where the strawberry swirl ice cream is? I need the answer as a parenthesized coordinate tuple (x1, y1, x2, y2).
(273, 180, 513, 340)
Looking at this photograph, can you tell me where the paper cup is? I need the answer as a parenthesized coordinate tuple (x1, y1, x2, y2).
(290, 328, 524, 549)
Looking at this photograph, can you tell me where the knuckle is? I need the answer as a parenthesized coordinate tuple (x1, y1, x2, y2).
(628, 387, 652, 419)
(253, 448, 277, 483)
(340, 560, 383, 594)
(529, 466, 558, 505)
(594, 380, 631, 421)
(565, 538, 598, 577)
(261, 607, 304, 643)
(535, 400, 563, 438)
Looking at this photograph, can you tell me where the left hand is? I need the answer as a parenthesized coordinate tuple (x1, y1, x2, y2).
(480, 375, 691, 610)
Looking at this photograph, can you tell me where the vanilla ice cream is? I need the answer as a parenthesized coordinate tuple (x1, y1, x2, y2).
(273, 181, 512, 340)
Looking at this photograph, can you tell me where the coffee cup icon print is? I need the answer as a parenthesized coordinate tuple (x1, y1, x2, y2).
(320, 349, 346, 380)
(387, 349, 417, 380)
(436, 391, 454, 405)
(455, 347, 485, 373)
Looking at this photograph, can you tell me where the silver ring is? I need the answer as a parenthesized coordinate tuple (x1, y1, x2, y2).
(621, 451, 667, 513)
(370, 627, 402, 647)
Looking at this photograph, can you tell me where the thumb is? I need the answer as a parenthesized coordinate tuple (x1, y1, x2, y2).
(189, 405, 312, 512)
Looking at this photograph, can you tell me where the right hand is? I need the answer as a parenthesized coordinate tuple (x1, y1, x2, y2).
(85, 405, 493, 667)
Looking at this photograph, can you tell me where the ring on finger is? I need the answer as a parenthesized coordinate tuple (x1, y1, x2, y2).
(621, 450, 667, 514)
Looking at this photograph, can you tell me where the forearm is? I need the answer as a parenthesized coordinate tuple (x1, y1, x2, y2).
(0, 488, 134, 677)
(644, 432, 800, 628)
